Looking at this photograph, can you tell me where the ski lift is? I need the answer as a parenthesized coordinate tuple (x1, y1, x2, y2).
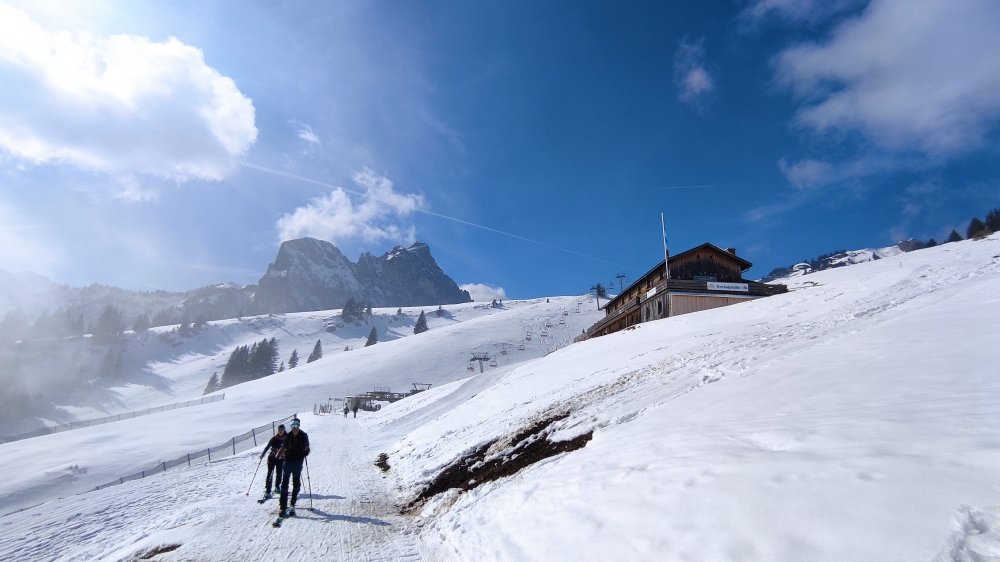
(540, 331, 549, 337)
(501, 348, 508, 355)
(467, 364, 475, 372)
(559, 318, 565, 325)
(517, 343, 525, 350)
(489, 357, 498, 368)
(525, 335, 532, 341)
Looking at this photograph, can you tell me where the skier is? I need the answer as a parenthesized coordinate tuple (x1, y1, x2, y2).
(277, 418, 310, 518)
(343, 404, 348, 417)
(259, 424, 286, 500)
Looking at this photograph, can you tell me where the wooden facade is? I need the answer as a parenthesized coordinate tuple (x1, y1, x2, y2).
(579, 244, 787, 340)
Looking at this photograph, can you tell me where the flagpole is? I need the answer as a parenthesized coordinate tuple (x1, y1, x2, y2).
(661, 213, 671, 318)
(661, 213, 670, 280)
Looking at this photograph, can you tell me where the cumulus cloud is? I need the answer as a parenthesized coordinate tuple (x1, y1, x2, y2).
(276, 168, 424, 245)
(460, 283, 507, 303)
(674, 38, 715, 108)
(775, 0, 1000, 156)
(0, 3, 257, 182)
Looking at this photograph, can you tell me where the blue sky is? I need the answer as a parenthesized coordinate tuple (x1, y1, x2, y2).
(1, 0, 998, 299)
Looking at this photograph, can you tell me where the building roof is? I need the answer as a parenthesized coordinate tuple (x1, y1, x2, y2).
(602, 243, 753, 311)
(671, 243, 753, 271)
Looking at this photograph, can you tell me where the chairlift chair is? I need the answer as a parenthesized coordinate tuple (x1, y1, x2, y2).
(501, 348, 507, 355)
(517, 343, 525, 350)
(489, 357, 498, 367)
(525, 335, 532, 341)
(559, 318, 565, 325)
(540, 331, 549, 337)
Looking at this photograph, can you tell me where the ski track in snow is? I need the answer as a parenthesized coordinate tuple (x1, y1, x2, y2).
(0, 414, 424, 562)
(5, 241, 1000, 560)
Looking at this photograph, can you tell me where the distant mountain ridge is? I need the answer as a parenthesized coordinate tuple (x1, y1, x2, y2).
(0, 239, 470, 329)
(254, 238, 471, 313)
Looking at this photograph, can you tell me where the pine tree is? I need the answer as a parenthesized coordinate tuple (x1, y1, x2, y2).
(151, 308, 174, 328)
(986, 208, 1000, 233)
(342, 298, 359, 323)
(366, 304, 372, 316)
(177, 310, 191, 337)
(925, 238, 938, 248)
(396, 308, 402, 317)
(92, 305, 125, 345)
(435, 305, 444, 317)
(413, 311, 428, 334)
(288, 349, 299, 369)
(365, 327, 378, 347)
(946, 229, 964, 243)
(967, 217, 987, 239)
(204, 372, 219, 395)
(218, 337, 279, 388)
(278, 361, 285, 373)
(193, 314, 207, 331)
(0, 310, 29, 342)
(132, 314, 150, 332)
(307, 339, 323, 363)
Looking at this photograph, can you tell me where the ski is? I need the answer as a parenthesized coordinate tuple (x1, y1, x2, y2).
(272, 516, 283, 528)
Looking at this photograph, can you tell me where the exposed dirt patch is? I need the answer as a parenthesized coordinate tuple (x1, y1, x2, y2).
(133, 543, 182, 559)
(405, 412, 592, 512)
(375, 453, 390, 472)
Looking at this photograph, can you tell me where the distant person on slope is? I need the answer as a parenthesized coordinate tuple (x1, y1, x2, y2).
(277, 418, 310, 517)
(343, 404, 348, 418)
(259, 424, 286, 499)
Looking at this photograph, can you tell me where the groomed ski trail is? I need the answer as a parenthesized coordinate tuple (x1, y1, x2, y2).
(0, 414, 424, 562)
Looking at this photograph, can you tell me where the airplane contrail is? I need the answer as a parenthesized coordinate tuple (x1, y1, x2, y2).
(240, 161, 638, 270)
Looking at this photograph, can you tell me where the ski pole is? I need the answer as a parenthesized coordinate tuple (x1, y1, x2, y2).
(305, 456, 314, 511)
(245, 455, 264, 496)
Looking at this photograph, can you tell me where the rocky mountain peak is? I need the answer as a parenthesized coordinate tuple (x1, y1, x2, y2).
(253, 238, 470, 313)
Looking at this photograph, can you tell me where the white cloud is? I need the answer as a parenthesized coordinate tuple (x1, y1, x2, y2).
(296, 123, 321, 146)
(776, 0, 1000, 156)
(674, 38, 715, 108)
(0, 3, 257, 182)
(742, 0, 865, 25)
(276, 168, 424, 245)
(778, 157, 832, 189)
(460, 283, 507, 303)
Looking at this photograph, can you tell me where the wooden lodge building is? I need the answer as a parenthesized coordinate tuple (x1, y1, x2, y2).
(580, 243, 787, 340)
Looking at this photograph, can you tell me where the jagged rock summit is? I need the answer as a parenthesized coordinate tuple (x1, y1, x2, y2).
(253, 238, 471, 313)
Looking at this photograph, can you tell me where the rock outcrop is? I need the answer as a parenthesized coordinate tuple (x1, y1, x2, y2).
(253, 238, 471, 313)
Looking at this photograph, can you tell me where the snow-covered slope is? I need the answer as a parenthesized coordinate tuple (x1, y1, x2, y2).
(0, 296, 602, 515)
(3, 236, 1000, 561)
(763, 241, 911, 282)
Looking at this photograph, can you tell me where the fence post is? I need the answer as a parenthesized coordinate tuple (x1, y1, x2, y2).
(252, 428, 257, 446)
(141, 470, 145, 478)
(272, 421, 275, 436)
(119, 477, 123, 484)
(232, 437, 236, 455)
(208, 448, 211, 462)
(162, 461, 166, 473)
(187, 453, 191, 467)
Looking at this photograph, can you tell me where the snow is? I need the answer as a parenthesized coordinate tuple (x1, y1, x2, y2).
(3, 236, 1000, 560)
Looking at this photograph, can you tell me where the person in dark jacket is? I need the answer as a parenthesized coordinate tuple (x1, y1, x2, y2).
(278, 418, 310, 516)
(259, 424, 286, 498)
